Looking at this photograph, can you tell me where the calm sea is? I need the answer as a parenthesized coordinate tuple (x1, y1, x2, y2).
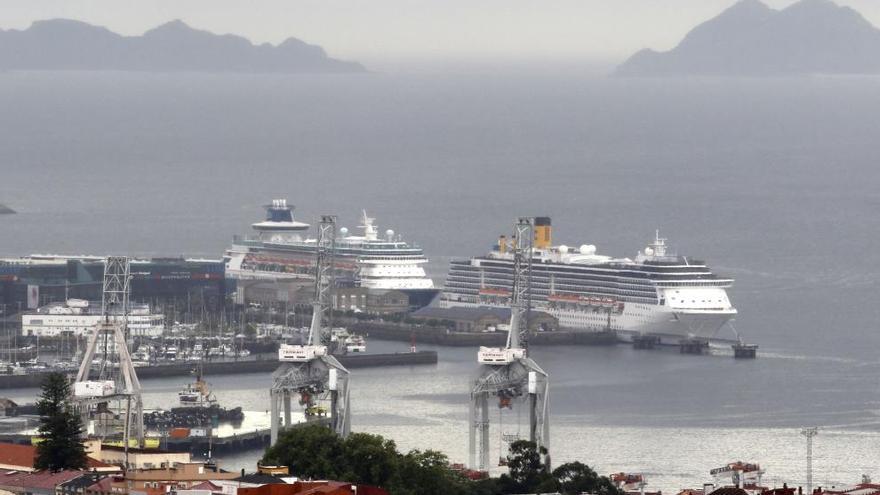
(1, 71, 879, 491)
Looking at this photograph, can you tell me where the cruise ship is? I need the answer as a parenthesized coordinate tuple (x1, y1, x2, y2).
(224, 200, 438, 309)
(439, 218, 737, 342)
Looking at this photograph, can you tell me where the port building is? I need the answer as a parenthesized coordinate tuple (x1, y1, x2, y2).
(21, 299, 164, 337)
(0, 256, 227, 318)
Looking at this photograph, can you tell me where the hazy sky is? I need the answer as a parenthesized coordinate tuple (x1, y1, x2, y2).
(2, 0, 879, 70)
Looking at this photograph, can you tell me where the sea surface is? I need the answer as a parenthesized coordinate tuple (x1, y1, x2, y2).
(1, 71, 880, 491)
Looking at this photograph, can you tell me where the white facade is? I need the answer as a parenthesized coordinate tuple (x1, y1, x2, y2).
(21, 299, 165, 337)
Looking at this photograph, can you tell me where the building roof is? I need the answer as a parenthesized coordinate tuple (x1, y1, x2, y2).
(189, 481, 223, 492)
(0, 398, 18, 409)
(0, 469, 87, 491)
(233, 473, 287, 485)
(59, 474, 105, 491)
(707, 488, 749, 495)
(0, 442, 117, 472)
(239, 482, 388, 495)
(85, 476, 115, 493)
(824, 484, 880, 495)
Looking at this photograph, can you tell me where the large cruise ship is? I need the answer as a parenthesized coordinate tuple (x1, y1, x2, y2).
(224, 199, 438, 309)
(439, 218, 737, 342)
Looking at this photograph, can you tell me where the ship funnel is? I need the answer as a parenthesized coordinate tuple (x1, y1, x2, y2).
(534, 217, 552, 249)
(498, 235, 507, 254)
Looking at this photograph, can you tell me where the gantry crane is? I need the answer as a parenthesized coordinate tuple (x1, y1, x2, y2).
(72, 257, 144, 453)
(469, 217, 550, 472)
(270, 215, 350, 444)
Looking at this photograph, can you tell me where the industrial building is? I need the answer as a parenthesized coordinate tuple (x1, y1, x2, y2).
(21, 299, 165, 338)
(0, 256, 227, 319)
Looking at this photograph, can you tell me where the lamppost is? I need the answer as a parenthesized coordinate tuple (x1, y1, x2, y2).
(801, 427, 819, 495)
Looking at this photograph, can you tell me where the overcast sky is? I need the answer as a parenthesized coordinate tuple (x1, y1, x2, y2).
(2, 0, 879, 70)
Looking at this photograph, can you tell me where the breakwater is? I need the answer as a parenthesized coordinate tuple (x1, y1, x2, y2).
(0, 351, 437, 389)
(351, 322, 621, 347)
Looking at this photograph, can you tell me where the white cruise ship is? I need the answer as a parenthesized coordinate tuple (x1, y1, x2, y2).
(439, 218, 737, 342)
(225, 200, 438, 308)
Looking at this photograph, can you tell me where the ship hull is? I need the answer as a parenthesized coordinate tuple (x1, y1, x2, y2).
(439, 299, 736, 343)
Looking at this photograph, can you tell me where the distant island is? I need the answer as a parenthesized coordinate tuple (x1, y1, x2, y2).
(616, 0, 880, 76)
(0, 204, 15, 215)
(0, 19, 365, 73)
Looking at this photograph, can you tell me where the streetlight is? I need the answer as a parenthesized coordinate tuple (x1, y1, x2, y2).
(801, 427, 819, 495)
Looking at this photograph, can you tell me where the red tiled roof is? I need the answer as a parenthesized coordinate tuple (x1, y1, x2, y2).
(0, 443, 39, 470)
(190, 481, 223, 492)
(0, 469, 86, 490)
(0, 442, 116, 471)
(85, 476, 115, 492)
(823, 484, 880, 495)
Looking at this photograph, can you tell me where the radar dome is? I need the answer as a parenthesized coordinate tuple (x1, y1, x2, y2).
(644, 247, 654, 256)
(339, 227, 349, 236)
(576, 245, 597, 255)
(558, 245, 569, 254)
(386, 229, 395, 238)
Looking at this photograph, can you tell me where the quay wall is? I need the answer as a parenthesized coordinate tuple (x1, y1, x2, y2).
(0, 351, 437, 389)
(351, 322, 621, 347)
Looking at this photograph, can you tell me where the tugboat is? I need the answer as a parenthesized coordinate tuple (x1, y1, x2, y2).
(178, 370, 219, 408)
(330, 328, 367, 354)
(144, 368, 243, 429)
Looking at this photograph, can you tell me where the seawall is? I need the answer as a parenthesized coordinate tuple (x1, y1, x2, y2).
(0, 351, 437, 390)
(351, 322, 621, 347)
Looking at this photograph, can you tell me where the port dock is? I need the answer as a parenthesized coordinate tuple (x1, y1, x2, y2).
(0, 351, 437, 390)
(351, 322, 620, 347)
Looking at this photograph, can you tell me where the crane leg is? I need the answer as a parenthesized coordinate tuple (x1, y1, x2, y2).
(283, 390, 291, 428)
(270, 390, 280, 445)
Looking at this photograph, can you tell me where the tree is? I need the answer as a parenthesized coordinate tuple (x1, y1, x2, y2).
(35, 372, 87, 472)
(392, 450, 471, 495)
(552, 462, 622, 495)
(261, 423, 347, 480)
(499, 440, 555, 494)
(341, 433, 400, 488)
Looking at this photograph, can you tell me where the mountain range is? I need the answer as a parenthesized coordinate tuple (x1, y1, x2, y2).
(0, 19, 365, 73)
(616, 0, 880, 76)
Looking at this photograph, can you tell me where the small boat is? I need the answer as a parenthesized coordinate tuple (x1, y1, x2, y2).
(178, 370, 218, 408)
(344, 335, 366, 353)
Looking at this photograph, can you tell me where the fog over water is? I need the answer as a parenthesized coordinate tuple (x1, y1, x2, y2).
(1, 72, 879, 489)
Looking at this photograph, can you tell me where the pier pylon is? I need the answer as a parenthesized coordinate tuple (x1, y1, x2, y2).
(469, 217, 550, 472)
(270, 216, 350, 444)
(72, 257, 144, 450)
